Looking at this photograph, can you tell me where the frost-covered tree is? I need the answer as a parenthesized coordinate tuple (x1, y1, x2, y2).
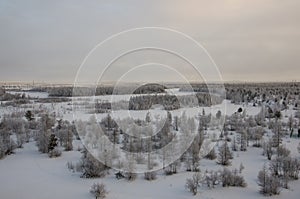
(204, 170, 219, 188)
(251, 126, 265, 147)
(276, 145, 290, 158)
(287, 115, 294, 133)
(231, 136, 238, 151)
(56, 120, 73, 151)
(8, 118, 26, 148)
(0, 117, 16, 158)
(262, 140, 273, 160)
(255, 106, 266, 126)
(144, 171, 157, 181)
(77, 149, 107, 178)
(37, 129, 51, 153)
(257, 164, 280, 196)
(228, 113, 241, 131)
(237, 131, 247, 151)
(220, 168, 247, 187)
(90, 182, 108, 199)
(258, 164, 269, 194)
(272, 121, 283, 149)
(36, 114, 55, 153)
(184, 140, 201, 172)
(124, 155, 137, 181)
(185, 172, 203, 195)
(217, 140, 232, 166)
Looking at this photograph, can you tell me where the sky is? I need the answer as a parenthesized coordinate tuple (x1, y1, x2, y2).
(0, 0, 300, 84)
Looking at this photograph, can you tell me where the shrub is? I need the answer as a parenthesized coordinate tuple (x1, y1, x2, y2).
(48, 148, 62, 158)
(90, 183, 108, 199)
(205, 148, 217, 160)
(144, 171, 157, 181)
(185, 172, 203, 195)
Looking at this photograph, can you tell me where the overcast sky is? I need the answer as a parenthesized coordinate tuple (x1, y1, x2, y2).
(0, 0, 300, 83)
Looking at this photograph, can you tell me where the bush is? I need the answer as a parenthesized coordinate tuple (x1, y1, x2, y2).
(90, 182, 108, 199)
(185, 172, 203, 195)
(221, 168, 247, 187)
(48, 148, 62, 158)
(124, 171, 137, 181)
(144, 171, 157, 181)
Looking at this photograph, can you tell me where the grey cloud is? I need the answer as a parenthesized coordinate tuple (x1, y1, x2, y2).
(0, 0, 299, 83)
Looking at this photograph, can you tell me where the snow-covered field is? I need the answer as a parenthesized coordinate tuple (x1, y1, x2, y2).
(1, 90, 300, 199)
(1, 138, 300, 199)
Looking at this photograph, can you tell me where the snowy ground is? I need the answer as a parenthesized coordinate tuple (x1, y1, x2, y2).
(1, 137, 300, 199)
(1, 91, 300, 199)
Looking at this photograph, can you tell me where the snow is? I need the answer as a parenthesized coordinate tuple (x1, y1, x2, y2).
(1, 138, 300, 199)
(66, 99, 261, 122)
(1, 91, 300, 199)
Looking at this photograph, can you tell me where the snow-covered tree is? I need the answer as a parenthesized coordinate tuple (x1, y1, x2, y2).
(237, 131, 247, 151)
(272, 120, 283, 149)
(77, 149, 107, 178)
(90, 182, 108, 199)
(185, 172, 203, 195)
(220, 168, 247, 187)
(36, 129, 51, 153)
(124, 155, 137, 181)
(258, 164, 280, 196)
(263, 140, 274, 160)
(144, 171, 157, 181)
(8, 118, 26, 148)
(36, 114, 55, 153)
(56, 120, 73, 151)
(184, 140, 201, 172)
(217, 140, 232, 166)
(0, 117, 16, 158)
